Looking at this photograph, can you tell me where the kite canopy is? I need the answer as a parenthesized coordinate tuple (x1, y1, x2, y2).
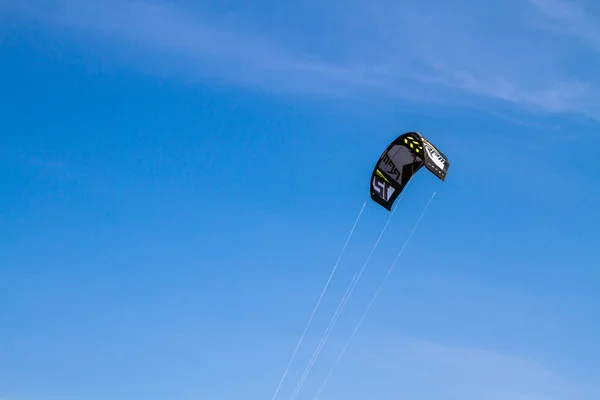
(370, 132, 450, 210)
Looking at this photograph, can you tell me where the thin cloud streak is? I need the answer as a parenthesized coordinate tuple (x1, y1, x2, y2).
(314, 334, 600, 400)
(163, 328, 599, 399)
(6, 0, 600, 117)
(529, 0, 600, 50)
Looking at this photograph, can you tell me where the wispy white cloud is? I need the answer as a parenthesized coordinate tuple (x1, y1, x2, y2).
(6, 0, 600, 118)
(529, 0, 600, 50)
(140, 328, 599, 399)
(309, 334, 599, 400)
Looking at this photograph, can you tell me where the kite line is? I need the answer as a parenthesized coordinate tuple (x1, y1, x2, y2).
(288, 180, 414, 400)
(312, 191, 437, 399)
(288, 205, 397, 400)
(269, 200, 367, 400)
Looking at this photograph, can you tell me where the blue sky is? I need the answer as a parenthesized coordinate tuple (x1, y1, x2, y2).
(1, 0, 599, 399)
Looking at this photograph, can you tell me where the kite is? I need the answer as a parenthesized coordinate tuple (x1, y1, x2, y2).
(370, 132, 450, 210)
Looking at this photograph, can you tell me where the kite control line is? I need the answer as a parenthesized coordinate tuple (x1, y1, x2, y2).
(269, 200, 367, 400)
(312, 191, 437, 400)
(287, 177, 415, 400)
(288, 203, 399, 400)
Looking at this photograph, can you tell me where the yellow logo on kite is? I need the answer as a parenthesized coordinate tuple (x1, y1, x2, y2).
(376, 169, 389, 182)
